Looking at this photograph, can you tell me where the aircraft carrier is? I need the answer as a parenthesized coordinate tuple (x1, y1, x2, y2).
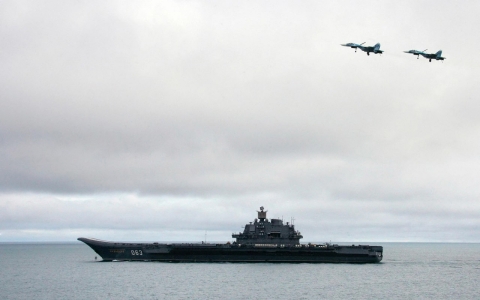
(78, 207, 383, 263)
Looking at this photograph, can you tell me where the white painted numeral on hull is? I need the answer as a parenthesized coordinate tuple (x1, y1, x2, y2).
(131, 250, 143, 255)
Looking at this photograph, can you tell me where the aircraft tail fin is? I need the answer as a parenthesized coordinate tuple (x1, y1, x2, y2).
(435, 50, 445, 60)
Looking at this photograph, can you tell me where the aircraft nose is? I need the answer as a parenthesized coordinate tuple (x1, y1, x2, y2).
(403, 51, 410, 53)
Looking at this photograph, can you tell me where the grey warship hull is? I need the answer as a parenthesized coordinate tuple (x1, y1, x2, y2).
(78, 237, 383, 263)
(78, 207, 383, 263)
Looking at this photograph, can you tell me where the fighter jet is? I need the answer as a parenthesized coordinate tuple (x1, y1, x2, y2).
(341, 42, 383, 56)
(404, 49, 446, 62)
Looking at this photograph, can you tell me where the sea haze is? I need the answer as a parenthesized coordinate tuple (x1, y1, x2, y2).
(0, 242, 478, 299)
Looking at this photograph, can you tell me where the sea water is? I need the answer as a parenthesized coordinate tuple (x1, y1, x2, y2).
(0, 243, 478, 299)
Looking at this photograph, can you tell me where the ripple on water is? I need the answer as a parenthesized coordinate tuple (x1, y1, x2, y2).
(0, 243, 479, 300)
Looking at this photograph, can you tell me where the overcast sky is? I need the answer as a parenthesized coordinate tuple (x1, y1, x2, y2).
(1, 0, 480, 243)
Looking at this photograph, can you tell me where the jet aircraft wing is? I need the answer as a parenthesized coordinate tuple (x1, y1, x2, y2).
(341, 42, 365, 52)
(358, 43, 383, 56)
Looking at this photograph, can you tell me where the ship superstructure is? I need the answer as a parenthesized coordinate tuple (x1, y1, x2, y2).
(232, 206, 303, 245)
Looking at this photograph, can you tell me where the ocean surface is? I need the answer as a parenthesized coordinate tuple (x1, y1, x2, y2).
(0, 242, 478, 299)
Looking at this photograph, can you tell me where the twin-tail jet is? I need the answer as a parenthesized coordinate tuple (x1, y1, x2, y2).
(404, 49, 445, 62)
(341, 42, 383, 56)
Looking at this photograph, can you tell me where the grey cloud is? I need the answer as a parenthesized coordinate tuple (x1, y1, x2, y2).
(1, 0, 480, 241)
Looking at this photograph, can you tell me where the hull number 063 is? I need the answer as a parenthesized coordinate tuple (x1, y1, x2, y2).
(131, 250, 143, 255)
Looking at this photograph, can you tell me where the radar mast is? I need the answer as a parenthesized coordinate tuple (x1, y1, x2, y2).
(257, 206, 267, 221)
